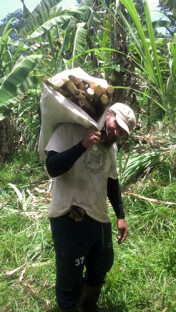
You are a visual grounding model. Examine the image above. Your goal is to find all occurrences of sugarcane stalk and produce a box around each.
[65,80,80,95]
[85,87,94,99]
[43,78,70,97]
[100,94,109,106]
[77,81,86,91]
[94,85,105,97]
[68,75,82,85]
[106,85,114,96]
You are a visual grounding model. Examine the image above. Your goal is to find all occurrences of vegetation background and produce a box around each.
[0,0,175,311]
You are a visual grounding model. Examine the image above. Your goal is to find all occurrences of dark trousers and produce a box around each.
[50,213,114,309]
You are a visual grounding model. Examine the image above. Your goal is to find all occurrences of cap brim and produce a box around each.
[116,115,130,134]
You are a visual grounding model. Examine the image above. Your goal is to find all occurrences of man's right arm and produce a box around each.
[46,126,101,178]
[46,141,86,177]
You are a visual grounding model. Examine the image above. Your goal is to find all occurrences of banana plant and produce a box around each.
[19,0,74,73]
[19,0,104,74]
[0,55,42,110]
[0,18,42,118]
[19,0,63,37]
[0,18,16,77]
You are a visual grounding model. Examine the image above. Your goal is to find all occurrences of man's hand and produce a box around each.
[117,219,128,244]
[82,126,101,149]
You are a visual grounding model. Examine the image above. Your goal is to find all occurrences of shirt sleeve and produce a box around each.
[107,177,125,219]
[46,142,86,177]
[108,144,118,179]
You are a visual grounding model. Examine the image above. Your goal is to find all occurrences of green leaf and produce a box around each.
[0,55,42,107]
[18,75,41,94]
[59,18,77,56]
[1,18,14,38]
[144,0,164,97]
[120,0,156,82]
[27,15,71,39]
[72,22,87,67]
[19,0,62,36]
[0,113,6,121]
[120,151,161,185]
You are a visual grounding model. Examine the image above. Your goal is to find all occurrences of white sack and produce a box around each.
[38,67,109,162]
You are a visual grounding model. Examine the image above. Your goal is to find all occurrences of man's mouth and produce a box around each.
[100,129,117,146]
[107,133,113,140]
[107,131,116,141]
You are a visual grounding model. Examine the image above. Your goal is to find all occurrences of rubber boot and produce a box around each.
[81,283,102,312]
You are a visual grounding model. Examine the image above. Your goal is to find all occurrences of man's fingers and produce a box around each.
[118,228,128,244]
[82,128,101,149]
[89,129,101,137]
[117,219,128,245]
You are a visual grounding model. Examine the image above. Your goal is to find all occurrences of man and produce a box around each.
[46,103,136,312]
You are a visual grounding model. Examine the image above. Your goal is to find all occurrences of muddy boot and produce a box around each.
[81,283,102,312]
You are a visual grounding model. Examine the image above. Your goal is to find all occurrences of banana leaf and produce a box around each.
[19,0,62,36]
[72,22,87,67]
[27,15,71,39]
[0,55,42,107]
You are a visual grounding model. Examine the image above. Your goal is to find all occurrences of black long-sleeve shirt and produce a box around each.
[46,141,125,219]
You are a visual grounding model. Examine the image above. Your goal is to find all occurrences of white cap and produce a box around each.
[109,103,136,134]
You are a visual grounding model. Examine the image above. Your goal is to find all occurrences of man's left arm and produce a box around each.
[107,177,128,244]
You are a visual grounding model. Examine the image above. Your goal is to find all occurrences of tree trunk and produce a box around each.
[0,116,17,164]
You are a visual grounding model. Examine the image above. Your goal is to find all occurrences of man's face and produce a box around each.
[103,111,128,145]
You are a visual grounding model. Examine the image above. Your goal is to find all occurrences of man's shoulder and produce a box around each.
[55,123,87,136]
[56,123,85,131]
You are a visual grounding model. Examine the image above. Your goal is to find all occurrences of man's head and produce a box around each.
[104,103,136,145]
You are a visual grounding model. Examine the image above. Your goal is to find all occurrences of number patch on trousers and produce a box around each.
[75,256,85,266]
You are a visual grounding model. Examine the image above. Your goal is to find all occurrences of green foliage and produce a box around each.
[118,150,161,186]
[0,18,42,127]
[120,0,165,104]
[116,0,175,128]
[19,0,63,37]
[27,15,71,39]
[166,33,176,127]
[72,22,87,67]
[159,0,176,13]
[118,131,176,187]
[0,149,44,187]
[0,55,42,109]
[0,9,25,39]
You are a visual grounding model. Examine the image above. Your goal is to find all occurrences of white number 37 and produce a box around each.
[75,256,85,266]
